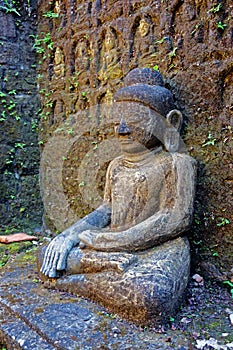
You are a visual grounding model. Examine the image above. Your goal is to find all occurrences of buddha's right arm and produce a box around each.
[59,203,112,240]
[40,204,111,277]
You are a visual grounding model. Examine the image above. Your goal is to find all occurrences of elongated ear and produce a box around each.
[164,110,183,152]
[166,109,183,131]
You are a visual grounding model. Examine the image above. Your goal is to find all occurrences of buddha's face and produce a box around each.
[114,105,162,154]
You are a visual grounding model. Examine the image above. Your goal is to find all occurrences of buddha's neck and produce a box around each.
[122,146,163,164]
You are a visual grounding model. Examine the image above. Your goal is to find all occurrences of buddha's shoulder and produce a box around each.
[107,152,196,171]
[169,152,197,167]
[107,155,124,171]
[153,152,197,171]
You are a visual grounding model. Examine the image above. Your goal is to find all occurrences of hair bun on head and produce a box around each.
[124,68,165,88]
[114,68,175,117]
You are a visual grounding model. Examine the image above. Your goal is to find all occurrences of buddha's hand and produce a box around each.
[40,234,78,278]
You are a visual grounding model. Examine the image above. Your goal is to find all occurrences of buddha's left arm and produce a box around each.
[79,154,197,252]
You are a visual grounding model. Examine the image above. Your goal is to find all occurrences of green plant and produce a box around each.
[168,63,175,70]
[31,32,54,55]
[0,90,19,121]
[0,0,21,16]
[202,132,216,147]
[31,119,38,131]
[191,24,200,35]
[168,47,177,59]
[67,128,74,135]
[43,10,59,18]
[5,148,14,165]
[8,89,16,95]
[0,110,6,121]
[152,65,159,71]
[217,217,230,226]
[7,101,16,110]
[217,21,227,30]
[156,37,166,44]
[0,91,6,98]
[223,281,233,298]
[44,100,53,108]
[15,142,26,149]
[208,3,222,13]
[92,141,98,150]
[212,251,219,257]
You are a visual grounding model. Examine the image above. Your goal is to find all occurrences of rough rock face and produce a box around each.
[37,0,233,270]
[0,0,43,231]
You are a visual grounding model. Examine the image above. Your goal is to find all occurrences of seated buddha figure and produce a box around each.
[39,68,196,325]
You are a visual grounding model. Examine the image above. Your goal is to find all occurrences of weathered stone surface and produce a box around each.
[0,3,42,232]
[40,237,190,325]
[0,251,196,350]
[0,12,16,38]
[2,250,233,349]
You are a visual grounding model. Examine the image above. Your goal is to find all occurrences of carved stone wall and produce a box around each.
[0,0,42,232]
[38,0,233,270]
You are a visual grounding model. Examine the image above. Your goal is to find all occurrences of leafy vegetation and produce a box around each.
[30,32,54,60]
[43,10,59,19]
[0,0,20,16]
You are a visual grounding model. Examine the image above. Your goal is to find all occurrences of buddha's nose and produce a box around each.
[117,121,131,135]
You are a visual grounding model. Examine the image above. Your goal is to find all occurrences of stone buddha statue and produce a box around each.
[98,27,123,84]
[39,68,196,325]
[53,47,65,79]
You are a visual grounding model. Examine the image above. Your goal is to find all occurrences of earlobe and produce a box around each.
[166,109,183,131]
[164,110,183,152]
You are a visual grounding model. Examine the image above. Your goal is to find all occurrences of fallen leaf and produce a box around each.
[0,233,38,244]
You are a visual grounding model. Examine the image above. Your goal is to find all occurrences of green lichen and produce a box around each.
[0,241,36,267]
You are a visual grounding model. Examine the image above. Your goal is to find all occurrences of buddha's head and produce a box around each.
[113,68,183,154]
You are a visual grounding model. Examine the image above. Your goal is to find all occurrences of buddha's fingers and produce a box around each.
[57,240,74,270]
[48,251,60,278]
[56,250,68,271]
[41,244,54,274]
[43,250,57,276]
